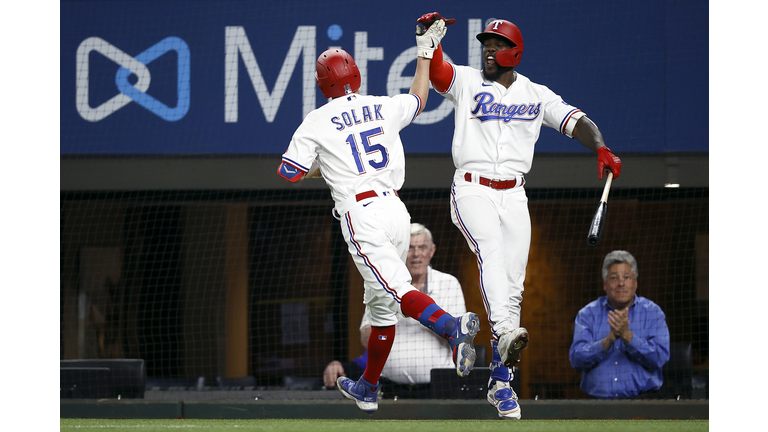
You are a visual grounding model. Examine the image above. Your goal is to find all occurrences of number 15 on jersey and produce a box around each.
[346,127,389,174]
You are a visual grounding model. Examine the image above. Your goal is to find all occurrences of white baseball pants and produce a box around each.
[339,194,417,327]
[450,178,531,340]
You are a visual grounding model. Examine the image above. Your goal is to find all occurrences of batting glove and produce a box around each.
[417,12,456,29]
[597,146,621,179]
[416,18,446,59]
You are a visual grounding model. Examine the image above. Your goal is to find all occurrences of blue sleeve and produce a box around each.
[623,305,670,371]
[569,309,610,370]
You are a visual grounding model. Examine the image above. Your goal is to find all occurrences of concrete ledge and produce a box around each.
[60,399,183,419]
[60,153,708,190]
[60,398,708,420]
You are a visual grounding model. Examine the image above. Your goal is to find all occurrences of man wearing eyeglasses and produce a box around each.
[569,250,670,399]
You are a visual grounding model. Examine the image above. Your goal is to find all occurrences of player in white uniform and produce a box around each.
[417,13,623,419]
[323,223,466,393]
[365,263,465,385]
[277,21,480,414]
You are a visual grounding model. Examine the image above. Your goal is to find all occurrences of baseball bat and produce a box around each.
[586,171,614,246]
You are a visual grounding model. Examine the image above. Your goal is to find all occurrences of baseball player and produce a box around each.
[417,13,623,419]
[324,223,466,395]
[277,20,480,414]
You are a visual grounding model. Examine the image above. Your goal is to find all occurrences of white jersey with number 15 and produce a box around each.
[281,93,421,204]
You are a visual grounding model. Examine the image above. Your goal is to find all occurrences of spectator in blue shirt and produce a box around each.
[569,250,670,399]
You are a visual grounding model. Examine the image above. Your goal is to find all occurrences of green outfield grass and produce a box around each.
[61,419,709,432]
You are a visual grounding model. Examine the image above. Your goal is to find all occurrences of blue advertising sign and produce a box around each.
[60,1,708,154]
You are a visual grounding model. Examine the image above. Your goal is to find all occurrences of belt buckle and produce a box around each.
[490,179,501,189]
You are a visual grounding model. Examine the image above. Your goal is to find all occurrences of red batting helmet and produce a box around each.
[315,48,361,99]
[476,19,524,67]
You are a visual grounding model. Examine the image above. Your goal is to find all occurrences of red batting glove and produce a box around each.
[596,146,621,179]
[417,12,456,29]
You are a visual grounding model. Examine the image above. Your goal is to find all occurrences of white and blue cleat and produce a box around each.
[336,376,378,413]
[498,327,529,368]
[487,378,522,419]
[448,312,480,377]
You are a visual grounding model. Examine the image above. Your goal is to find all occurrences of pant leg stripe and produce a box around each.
[344,212,401,303]
[450,182,492,320]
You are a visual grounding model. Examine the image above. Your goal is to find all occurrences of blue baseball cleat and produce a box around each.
[336,376,378,413]
[488,378,522,419]
[447,312,480,377]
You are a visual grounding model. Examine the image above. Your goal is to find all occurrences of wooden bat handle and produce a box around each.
[600,171,614,203]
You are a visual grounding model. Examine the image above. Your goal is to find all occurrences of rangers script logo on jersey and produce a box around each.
[471,92,541,123]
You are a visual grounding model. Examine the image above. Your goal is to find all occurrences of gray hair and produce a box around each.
[410,223,434,245]
[601,250,638,281]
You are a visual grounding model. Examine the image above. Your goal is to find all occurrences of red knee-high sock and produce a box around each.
[361,325,396,384]
[400,291,454,338]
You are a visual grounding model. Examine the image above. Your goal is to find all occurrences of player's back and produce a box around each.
[299,93,421,204]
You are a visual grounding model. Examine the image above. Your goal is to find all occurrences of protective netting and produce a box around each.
[60,0,708,401]
[60,187,708,400]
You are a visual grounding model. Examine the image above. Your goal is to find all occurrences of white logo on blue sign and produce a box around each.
[76,36,190,122]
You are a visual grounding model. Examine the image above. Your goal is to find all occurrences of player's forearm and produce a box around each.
[409,57,431,111]
[277,160,308,183]
[429,45,453,93]
[305,160,322,179]
[572,116,606,152]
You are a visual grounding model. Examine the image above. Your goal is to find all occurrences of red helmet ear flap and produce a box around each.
[495,48,522,67]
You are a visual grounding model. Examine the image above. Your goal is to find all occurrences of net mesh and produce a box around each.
[60,188,708,400]
[60,0,708,401]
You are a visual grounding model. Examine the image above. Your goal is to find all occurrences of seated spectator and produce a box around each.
[323,223,466,398]
[569,250,670,399]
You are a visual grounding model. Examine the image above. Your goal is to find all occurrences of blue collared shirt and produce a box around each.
[569,295,670,399]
